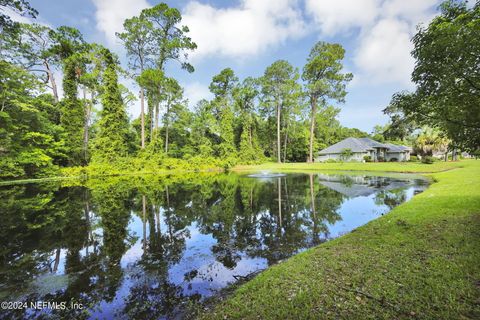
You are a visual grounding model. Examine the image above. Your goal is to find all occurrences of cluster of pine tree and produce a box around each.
[0,1,361,180]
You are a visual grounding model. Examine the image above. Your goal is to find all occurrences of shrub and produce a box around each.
[339,148,353,161]
[389,157,398,162]
[421,156,434,164]
[363,155,372,162]
[409,155,418,162]
[325,159,338,163]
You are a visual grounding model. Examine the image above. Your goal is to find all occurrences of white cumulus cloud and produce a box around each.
[305,0,380,35]
[305,0,440,86]
[182,0,306,60]
[354,18,415,85]
[91,0,150,46]
[183,82,212,108]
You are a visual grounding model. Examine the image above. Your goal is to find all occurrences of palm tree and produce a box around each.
[413,127,450,158]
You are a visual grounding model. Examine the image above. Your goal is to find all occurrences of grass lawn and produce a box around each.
[233,160,465,174]
[201,160,480,319]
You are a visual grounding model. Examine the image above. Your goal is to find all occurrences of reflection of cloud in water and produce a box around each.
[0,172,428,319]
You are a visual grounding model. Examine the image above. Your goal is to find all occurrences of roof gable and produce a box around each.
[319,138,411,155]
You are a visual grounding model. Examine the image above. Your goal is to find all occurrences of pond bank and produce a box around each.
[201,160,480,319]
[233,160,465,174]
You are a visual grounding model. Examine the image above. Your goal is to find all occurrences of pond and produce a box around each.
[0,172,428,319]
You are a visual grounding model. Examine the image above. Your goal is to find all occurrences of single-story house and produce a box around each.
[316,137,411,162]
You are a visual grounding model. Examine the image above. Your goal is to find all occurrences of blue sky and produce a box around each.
[28,0,442,133]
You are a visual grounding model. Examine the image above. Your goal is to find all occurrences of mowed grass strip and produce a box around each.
[233,160,464,174]
[202,160,480,319]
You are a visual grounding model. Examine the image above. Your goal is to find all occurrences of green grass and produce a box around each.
[201,160,480,319]
[233,160,464,174]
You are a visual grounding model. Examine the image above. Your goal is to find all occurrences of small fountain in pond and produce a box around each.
[247,171,286,178]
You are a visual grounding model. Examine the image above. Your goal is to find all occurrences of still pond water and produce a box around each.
[0,172,428,319]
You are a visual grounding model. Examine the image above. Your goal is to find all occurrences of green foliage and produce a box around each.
[421,156,434,164]
[209,68,239,158]
[389,1,480,152]
[0,0,37,32]
[409,155,418,162]
[0,61,64,179]
[60,57,84,166]
[140,3,197,71]
[324,159,338,163]
[92,49,129,162]
[260,60,301,163]
[302,42,353,162]
[339,148,353,161]
[413,126,449,157]
[363,155,372,162]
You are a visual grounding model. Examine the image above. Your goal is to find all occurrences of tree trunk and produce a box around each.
[155,206,161,235]
[309,173,319,242]
[155,102,159,130]
[277,104,281,163]
[83,89,92,163]
[165,102,170,153]
[142,195,147,252]
[84,189,91,256]
[52,248,61,273]
[278,177,282,229]
[283,118,289,162]
[308,96,317,163]
[140,88,145,149]
[44,60,58,103]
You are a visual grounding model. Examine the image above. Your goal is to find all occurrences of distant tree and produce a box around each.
[209,68,239,157]
[118,3,196,150]
[136,68,164,144]
[405,0,480,152]
[0,0,37,32]
[189,99,216,156]
[0,23,61,101]
[413,127,450,157]
[117,16,154,149]
[92,49,129,162]
[302,42,352,163]
[234,77,263,162]
[161,77,184,153]
[383,91,420,142]
[371,124,389,142]
[260,60,301,163]
[339,148,353,161]
[0,61,64,178]
[61,56,84,166]
[140,3,197,71]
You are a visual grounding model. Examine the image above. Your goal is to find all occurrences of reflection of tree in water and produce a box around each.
[122,185,198,320]
[309,174,344,245]
[374,188,408,210]
[0,172,411,319]
[366,176,391,188]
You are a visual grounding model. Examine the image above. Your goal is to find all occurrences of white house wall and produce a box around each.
[316,152,368,162]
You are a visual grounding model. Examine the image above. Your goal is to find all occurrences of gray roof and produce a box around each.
[384,143,411,153]
[319,137,409,155]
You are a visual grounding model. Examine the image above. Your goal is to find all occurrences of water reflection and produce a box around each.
[0,173,427,319]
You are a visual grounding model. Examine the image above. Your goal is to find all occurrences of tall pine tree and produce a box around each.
[92,49,129,162]
[61,57,84,166]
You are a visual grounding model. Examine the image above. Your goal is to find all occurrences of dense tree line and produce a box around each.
[3,1,475,179]
[0,1,361,179]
